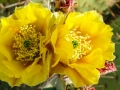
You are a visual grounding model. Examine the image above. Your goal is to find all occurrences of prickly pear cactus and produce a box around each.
[76,0,118,13]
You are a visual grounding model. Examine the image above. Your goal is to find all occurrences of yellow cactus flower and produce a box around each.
[50,11,115,87]
[0,3,53,86]
[46,12,74,67]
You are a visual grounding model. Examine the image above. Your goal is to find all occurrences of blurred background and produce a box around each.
[0,0,120,90]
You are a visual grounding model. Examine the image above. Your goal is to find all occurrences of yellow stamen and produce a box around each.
[66,28,92,63]
[13,25,41,61]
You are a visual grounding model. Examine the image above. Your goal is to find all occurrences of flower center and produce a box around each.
[66,28,92,62]
[13,25,41,61]
[24,40,31,48]
[72,40,79,49]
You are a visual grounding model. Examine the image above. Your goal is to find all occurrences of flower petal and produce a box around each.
[0,72,22,86]
[78,49,104,68]
[103,43,115,61]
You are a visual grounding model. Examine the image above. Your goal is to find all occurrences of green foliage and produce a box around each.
[76,0,111,13]
[0,0,25,18]
[30,0,50,7]
[55,76,66,90]
[111,17,120,43]
[0,0,18,3]
[0,0,7,3]
[43,87,56,90]
[0,81,42,90]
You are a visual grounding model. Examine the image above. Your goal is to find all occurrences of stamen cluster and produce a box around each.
[13,25,41,61]
[66,28,92,62]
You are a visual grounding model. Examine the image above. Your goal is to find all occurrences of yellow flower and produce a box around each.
[50,11,115,87]
[0,3,53,86]
[46,12,74,67]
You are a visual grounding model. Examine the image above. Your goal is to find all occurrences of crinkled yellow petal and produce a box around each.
[66,12,81,20]
[50,63,90,87]
[0,23,1,30]
[0,72,22,86]
[22,51,51,86]
[22,61,48,86]
[2,55,49,86]
[65,12,79,29]
[22,70,45,86]
[103,43,115,61]
[25,58,41,76]
[2,60,25,78]
[69,63,98,78]
[0,52,6,60]
[51,53,61,67]
[33,9,51,35]
[77,49,104,68]
[89,22,113,52]
[40,36,47,54]
[0,28,13,45]
[56,25,73,57]
[64,49,103,87]
[80,10,103,22]
[64,67,86,87]
[31,3,52,35]
[54,12,67,24]
[0,59,14,77]
[51,27,58,49]
[56,38,73,57]
[56,48,69,65]
[64,66,100,87]
[42,48,48,64]
[50,63,65,74]
[15,3,37,22]
[0,18,30,35]
[0,45,12,61]
[66,11,103,25]
[50,24,74,65]
[57,25,70,38]
[14,2,52,35]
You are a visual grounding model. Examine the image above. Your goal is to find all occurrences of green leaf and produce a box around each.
[0,0,8,3]
[43,87,56,90]
[56,75,66,90]
[111,17,120,43]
